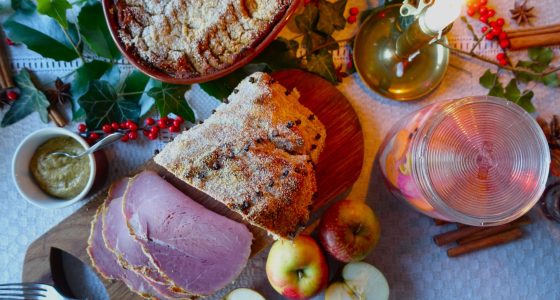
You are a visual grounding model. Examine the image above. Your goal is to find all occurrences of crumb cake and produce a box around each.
[154,72,327,239]
[116,0,292,78]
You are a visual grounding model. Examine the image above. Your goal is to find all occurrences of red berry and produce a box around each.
[143,129,150,137]
[128,131,138,140]
[111,122,120,130]
[485,33,495,40]
[491,27,502,35]
[499,39,510,49]
[121,135,129,142]
[304,0,311,4]
[489,21,497,28]
[467,8,475,16]
[175,116,184,124]
[78,124,87,133]
[5,38,14,46]
[480,16,488,23]
[479,6,488,16]
[473,3,480,10]
[487,9,495,17]
[6,90,18,101]
[102,124,112,133]
[120,122,128,129]
[150,126,160,134]
[173,119,182,127]
[479,0,487,5]
[499,32,508,40]
[347,15,357,24]
[148,133,157,140]
[169,125,180,133]
[496,18,505,27]
[90,132,100,140]
[499,59,508,66]
[128,122,138,131]
[481,26,489,33]
[145,117,155,125]
[158,119,167,129]
[349,7,359,16]
[496,53,506,61]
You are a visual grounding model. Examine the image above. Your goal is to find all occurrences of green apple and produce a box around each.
[266,235,329,299]
[319,199,381,262]
[325,262,389,300]
[224,288,265,300]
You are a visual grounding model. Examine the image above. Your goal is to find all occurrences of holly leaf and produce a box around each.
[77,2,121,59]
[3,11,81,61]
[78,80,140,129]
[12,0,36,11]
[479,69,497,89]
[516,91,535,113]
[504,79,521,102]
[306,49,337,83]
[147,83,194,122]
[1,69,50,127]
[528,47,553,65]
[317,0,347,35]
[37,0,72,29]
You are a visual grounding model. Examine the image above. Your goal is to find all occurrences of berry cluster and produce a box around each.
[77,116,185,144]
[466,0,510,66]
[347,7,360,24]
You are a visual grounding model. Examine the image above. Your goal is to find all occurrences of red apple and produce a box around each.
[319,199,381,262]
[266,235,329,299]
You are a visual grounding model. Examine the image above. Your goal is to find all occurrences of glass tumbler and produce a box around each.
[379,96,550,226]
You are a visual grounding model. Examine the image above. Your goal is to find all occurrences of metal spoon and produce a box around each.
[49,132,124,159]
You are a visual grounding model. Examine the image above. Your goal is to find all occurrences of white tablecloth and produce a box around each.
[1,0,559,299]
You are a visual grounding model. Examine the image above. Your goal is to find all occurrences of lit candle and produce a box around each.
[423,0,463,33]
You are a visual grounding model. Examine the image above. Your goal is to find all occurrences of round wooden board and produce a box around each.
[22,69,364,299]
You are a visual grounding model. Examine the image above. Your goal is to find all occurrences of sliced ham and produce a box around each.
[88,207,162,299]
[123,171,253,296]
[102,178,191,299]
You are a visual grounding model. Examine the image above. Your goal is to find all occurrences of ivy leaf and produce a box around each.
[528,47,553,65]
[100,64,121,87]
[306,49,337,83]
[3,10,81,61]
[70,60,112,120]
[1,69,50,127]
[253,38,300,71]
[121,71,156,116]
[487,82,505,98]
[37,0,72,29]
[504,79,521,102]
[78,80,140,129]
[479,69,497,89]
[12,0,36,11]
[147,83,194,122]
[516,91,535,113]
[295,4,319,34]
[77,2,121,59]
[317,0,347,35]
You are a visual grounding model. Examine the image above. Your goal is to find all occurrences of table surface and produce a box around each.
[1,0,560,299]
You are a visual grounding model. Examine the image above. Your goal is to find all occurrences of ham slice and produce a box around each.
[102,178,191,299]
[88,206,162,299]
[123,171,253,296]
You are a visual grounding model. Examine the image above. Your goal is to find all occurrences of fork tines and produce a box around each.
[0,283,48,299]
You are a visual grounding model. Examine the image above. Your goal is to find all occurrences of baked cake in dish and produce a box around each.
[116,0,292,78]
[154,72,326,239]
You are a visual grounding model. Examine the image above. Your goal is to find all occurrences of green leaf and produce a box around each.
[528,47,553,65]
[542,73,560,87]
[316,0,347,35]
[78,80,140,129]
[147,83,194,122]
[77,2,121,59]
[504,79,521,102]
[121,71,155,116]
[12,0,36,11]
[295,4,319,34]
[70,60,112,118]
[100,64,121,87]
[487,82,505,98]
[479,69,497,89]
[516,91,535,113]
[253,38,300,70]
[37,0,72,29]
[3,10,81,61]
[306,49,337,83]
[1,69,50,127]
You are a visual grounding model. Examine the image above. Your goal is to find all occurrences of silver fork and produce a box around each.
[0,283,80,300]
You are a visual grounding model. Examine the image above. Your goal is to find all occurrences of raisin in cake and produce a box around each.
[154,72,326,239]
[117,0,291,78]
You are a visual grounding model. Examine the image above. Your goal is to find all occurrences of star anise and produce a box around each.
[537,116,560,176]
[44,78,71,105]
[510,0,535,26]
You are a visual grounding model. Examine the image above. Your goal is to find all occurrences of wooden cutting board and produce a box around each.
[22,69,364,299]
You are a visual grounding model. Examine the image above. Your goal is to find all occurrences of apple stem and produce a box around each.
[353,223,363,235]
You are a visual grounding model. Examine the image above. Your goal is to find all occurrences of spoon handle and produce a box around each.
[85,132,124,156]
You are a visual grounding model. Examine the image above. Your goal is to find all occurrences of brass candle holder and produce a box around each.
[353,1,457,101]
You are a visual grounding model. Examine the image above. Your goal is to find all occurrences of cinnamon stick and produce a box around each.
[0,26,14,89]
[48,106,68,127]
[506,23,560,38]
[457,215,531,245]
[433,226,485,246]
[447,228,523,257]
[510,32,560,50]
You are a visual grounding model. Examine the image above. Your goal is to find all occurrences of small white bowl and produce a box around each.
[12,128,97,209]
